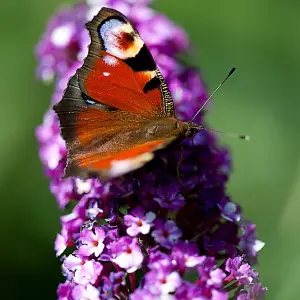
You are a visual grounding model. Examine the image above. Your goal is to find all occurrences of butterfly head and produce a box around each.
[183,122,203,138]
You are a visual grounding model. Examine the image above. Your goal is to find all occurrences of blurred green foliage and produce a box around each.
[0,0,299,298]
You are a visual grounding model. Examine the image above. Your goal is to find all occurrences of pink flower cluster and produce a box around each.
[36,0,267,299]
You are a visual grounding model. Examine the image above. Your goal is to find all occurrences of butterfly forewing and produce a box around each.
[80,7,175,117]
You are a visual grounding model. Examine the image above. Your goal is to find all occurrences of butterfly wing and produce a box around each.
[80,7,175,118]
[54,7,178,180]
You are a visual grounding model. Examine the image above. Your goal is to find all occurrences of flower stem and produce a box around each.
[129,273,136,292]
[225,280,238,292]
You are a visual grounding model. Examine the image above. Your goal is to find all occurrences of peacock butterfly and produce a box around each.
[54,7,206,180]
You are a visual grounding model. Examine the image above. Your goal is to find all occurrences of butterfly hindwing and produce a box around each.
[54,73,175,180]
[66,137,174,180]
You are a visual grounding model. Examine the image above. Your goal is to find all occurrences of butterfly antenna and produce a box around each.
[202,127,250,141]
[190,67,236,122]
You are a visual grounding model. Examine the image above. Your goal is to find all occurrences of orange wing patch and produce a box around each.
[80,51,162,116]
[76,108,140,145]
[70,139,173,180]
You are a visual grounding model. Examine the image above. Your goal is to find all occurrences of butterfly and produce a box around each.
[54,7,203,181]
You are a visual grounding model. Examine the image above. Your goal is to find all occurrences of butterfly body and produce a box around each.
[54,7,202,180]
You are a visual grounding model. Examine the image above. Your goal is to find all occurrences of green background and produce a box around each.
[0,0,299,298]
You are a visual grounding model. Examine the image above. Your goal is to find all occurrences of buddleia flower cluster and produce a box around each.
[36,0,267,299]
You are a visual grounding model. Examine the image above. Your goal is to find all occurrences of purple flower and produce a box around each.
[235,284,267,300]
[50,178,75,209]
[153,185,185,210]
[212,290,229,300]
[78,227,106,257]
[72,284,100,300]
[172,241,205,271]
[109,271,126,289]
[97,271,127,299]
[130,289,156,300]
[64,254,103,285]
[75,178,93,195]
[137,13,189,54]
[207,268,226,288]
[145,268,181,295]
[152,220,182,249]
[36,1,266,299]
[57,282,74,300]
[60,198,88,241]
[225,256,258,285]
[36,4,88,81]
[110,237,144,273]
[196,257,227,291]
[175,282,202,300]
[139,183,160,211]
[124,206,156,236]
[99,284,113,299]
[73,260,102,285]
[142,249,182,296]
[175,281,228,300]
[219,198,241,222]
[147,250,173,271]
[36,110,66,172]
[55,229,69,256]
[86,199,104,220]
[169,68,208,122]
[109,177,136,198]
[239,221,265,259]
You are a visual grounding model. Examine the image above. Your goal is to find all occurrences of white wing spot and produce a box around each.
[99,19,143,59]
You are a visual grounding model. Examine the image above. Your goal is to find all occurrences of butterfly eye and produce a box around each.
[175,122,180,129]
